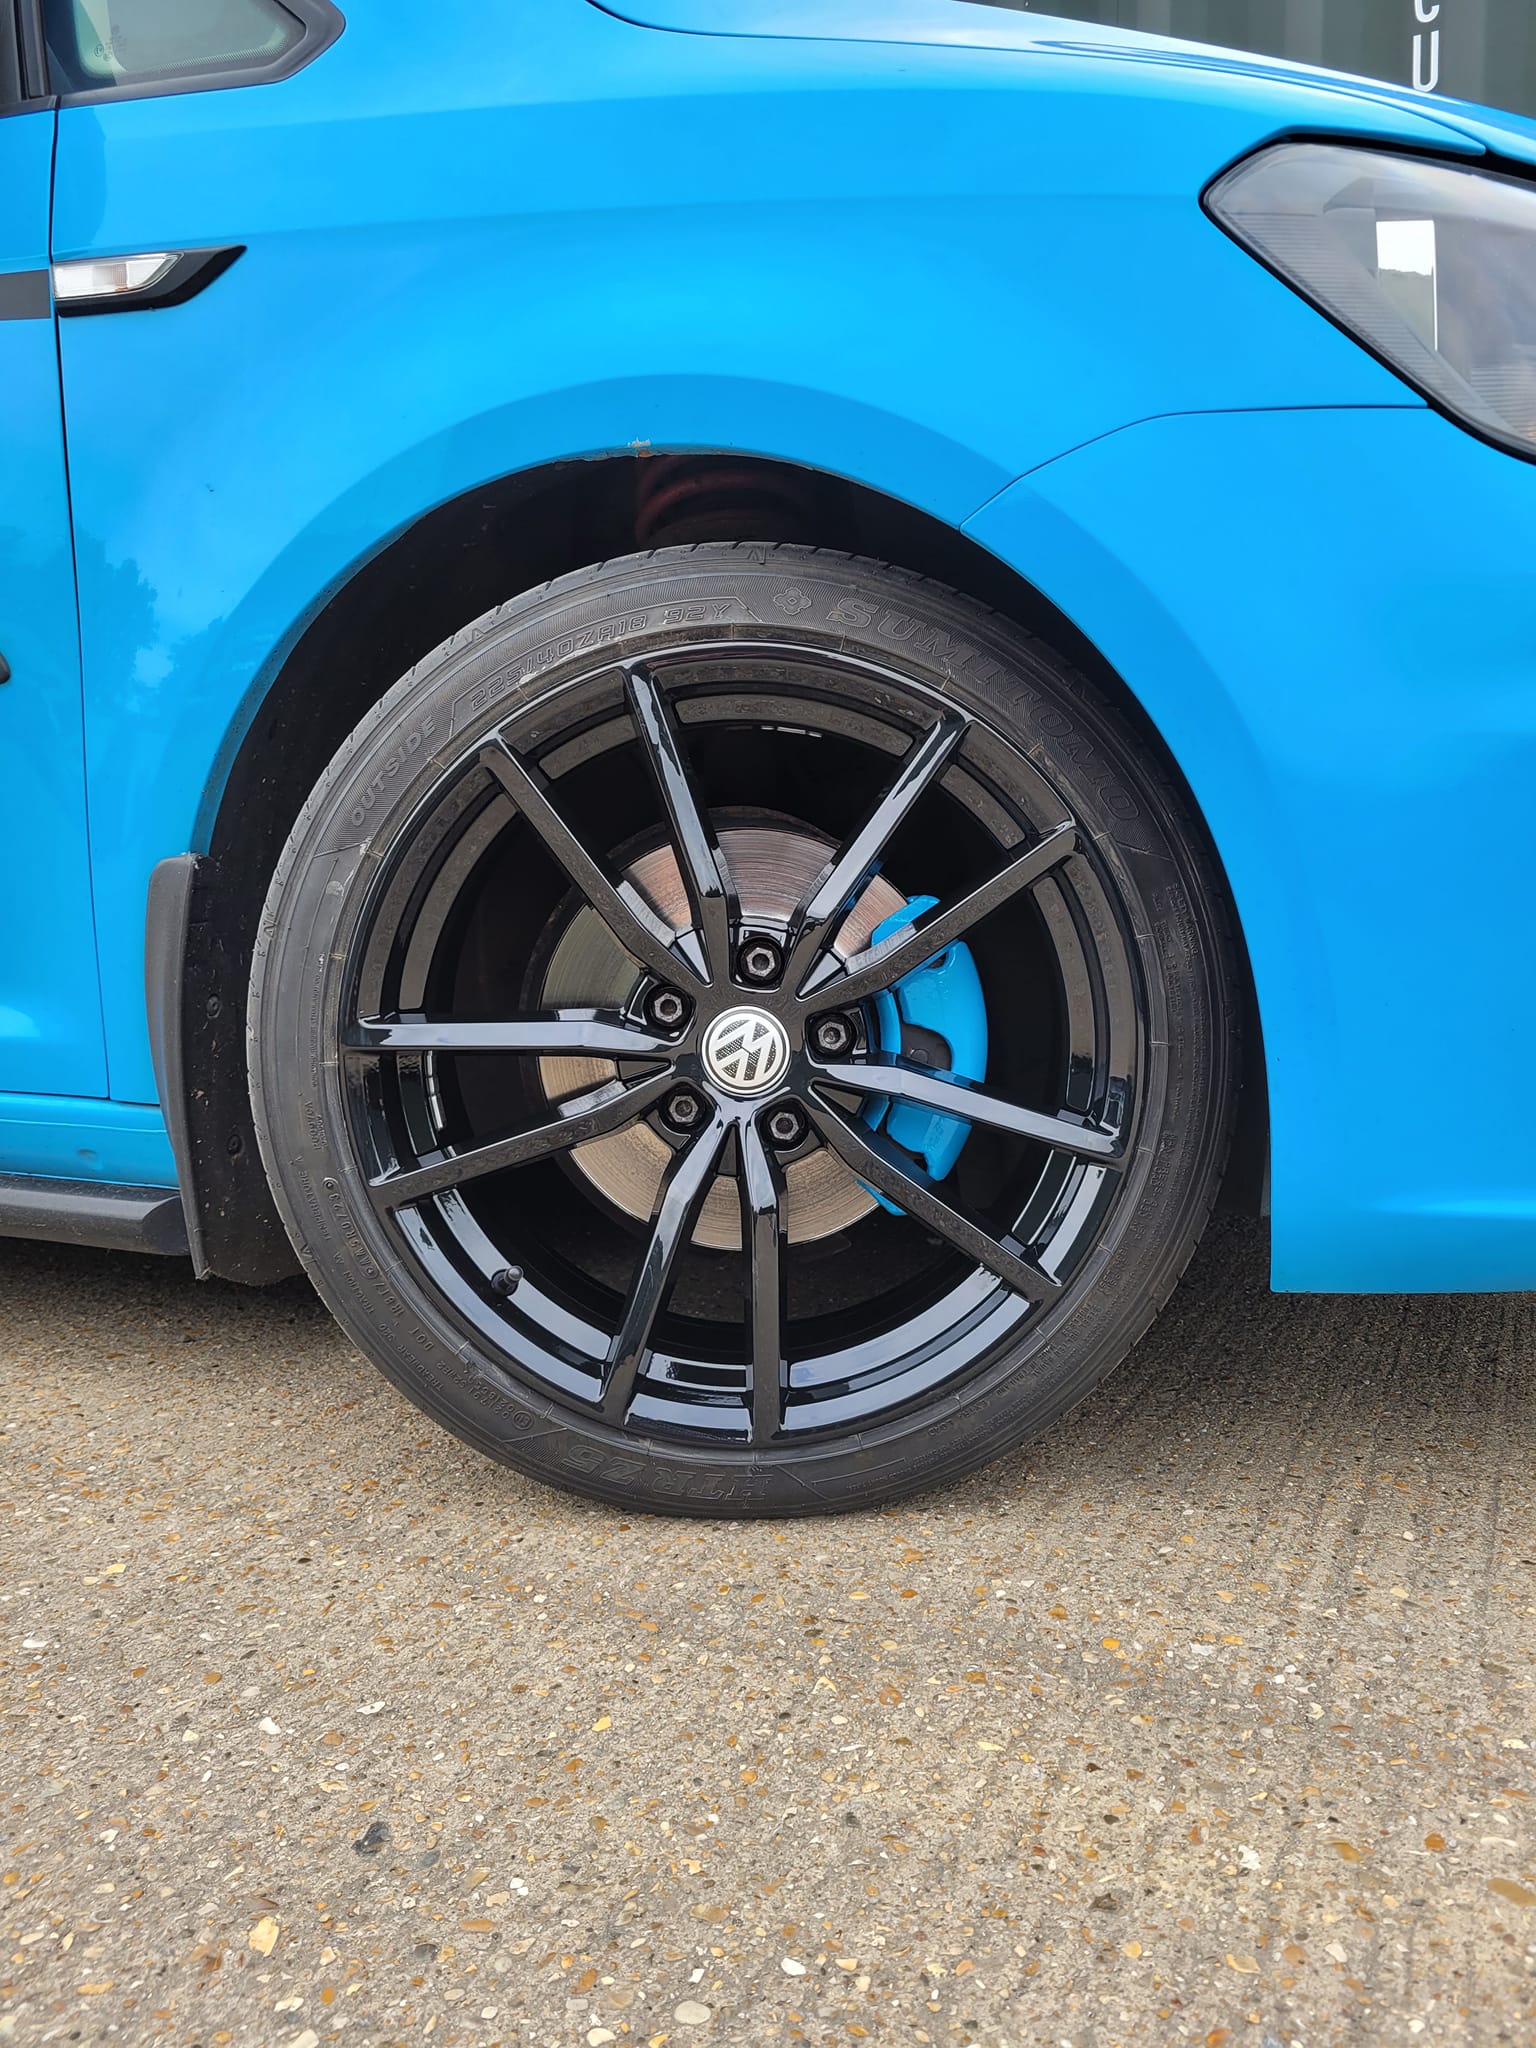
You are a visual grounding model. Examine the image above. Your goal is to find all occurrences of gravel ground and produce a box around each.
[2,1215,1534,2048]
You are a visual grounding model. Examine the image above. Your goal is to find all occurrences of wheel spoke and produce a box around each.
[737,1117,787,1445]
[804,1095,1061,1304]
[369,1069,675,1210]
[814,1057,1123,1164]
[625,665,736,985]
[784,713,967,992]
[481,734,705,988]
[810,822,1079,1007]
[346,1009,674,1060]
[601,1112,731,1421]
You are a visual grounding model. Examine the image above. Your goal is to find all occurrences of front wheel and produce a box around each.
[249,546,1238,1515]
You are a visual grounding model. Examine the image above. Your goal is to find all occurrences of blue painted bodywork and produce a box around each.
[967,406,1536,1291]
[0,115,106,1099]
[0,1093,176,1188]
[4,0,1533,1289]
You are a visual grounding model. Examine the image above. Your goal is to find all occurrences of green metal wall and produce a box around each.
[1000,2,1536,120]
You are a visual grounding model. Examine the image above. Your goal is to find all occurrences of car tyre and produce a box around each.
[248,544,1239,1514]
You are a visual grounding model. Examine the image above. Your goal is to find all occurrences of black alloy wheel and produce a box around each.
[250,547,1237,1514]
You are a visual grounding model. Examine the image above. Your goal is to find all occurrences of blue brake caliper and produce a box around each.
[859,896,989,1212]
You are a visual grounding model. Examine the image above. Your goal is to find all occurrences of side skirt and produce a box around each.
[0,1174,189,1257]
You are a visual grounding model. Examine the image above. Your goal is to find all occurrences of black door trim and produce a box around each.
[0,266,49,319]
[10,0,50,102]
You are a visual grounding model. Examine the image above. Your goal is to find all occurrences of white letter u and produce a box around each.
[1413,28,1440,92]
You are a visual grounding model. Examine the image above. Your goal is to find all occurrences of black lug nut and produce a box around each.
[766,1105,807,1149]
[738,937,782,985]
[645,985,689,1030]
[810,1012,855,1059]
[663,1089,703,1132]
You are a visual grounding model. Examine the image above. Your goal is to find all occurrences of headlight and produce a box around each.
[1207,143,1536,460]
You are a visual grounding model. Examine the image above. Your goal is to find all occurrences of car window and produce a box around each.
[967,0,1536,124]
[41,0,334,98]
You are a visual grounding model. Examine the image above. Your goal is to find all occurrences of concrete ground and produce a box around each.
[2,1216,1534,2048]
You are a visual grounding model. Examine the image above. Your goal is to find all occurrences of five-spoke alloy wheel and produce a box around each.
[251,548,1237,1514]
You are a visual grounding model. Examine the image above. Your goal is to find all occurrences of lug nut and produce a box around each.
[766,1105,808,1149]
[810,1012,855,1058]
[662,1089,703,1131]
[738,937,782,985]
[645,985,689,1029]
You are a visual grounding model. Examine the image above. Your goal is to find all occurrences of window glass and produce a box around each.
[970,1,1536,126]
[42,0,304,93]
[0,29,20,107]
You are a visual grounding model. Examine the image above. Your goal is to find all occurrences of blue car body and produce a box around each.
[3,0,1534,1289]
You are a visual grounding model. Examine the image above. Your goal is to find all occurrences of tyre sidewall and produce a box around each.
[249,548,1232,1514]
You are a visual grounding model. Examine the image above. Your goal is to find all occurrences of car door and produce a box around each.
[42,0,345,1105]
[0,25,107,1099]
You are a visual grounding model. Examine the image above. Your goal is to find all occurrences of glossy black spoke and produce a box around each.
[737,1117,787,1445]
[804,1095,1061,1305]
[601,1113,731,1421]
[814,1057,1123,1164]
[625,665,736,985]
[784,713,968,991]
[812,822,1079,1008]
[370,1069,675,1211]
[342,639,1146,1451]
[481,734,704,988]
[346,1009,674,1060]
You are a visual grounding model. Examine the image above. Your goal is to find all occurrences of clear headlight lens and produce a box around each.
[1208,143,1536,460]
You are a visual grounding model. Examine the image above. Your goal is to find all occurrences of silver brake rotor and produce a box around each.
[538,822,905,1250]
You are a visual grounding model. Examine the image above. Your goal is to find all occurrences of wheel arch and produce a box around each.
[169,451,1265,1281]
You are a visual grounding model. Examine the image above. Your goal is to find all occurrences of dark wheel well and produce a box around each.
[179,454,1264,1282]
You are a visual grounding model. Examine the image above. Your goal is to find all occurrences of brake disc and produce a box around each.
[538,820,905,1249]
